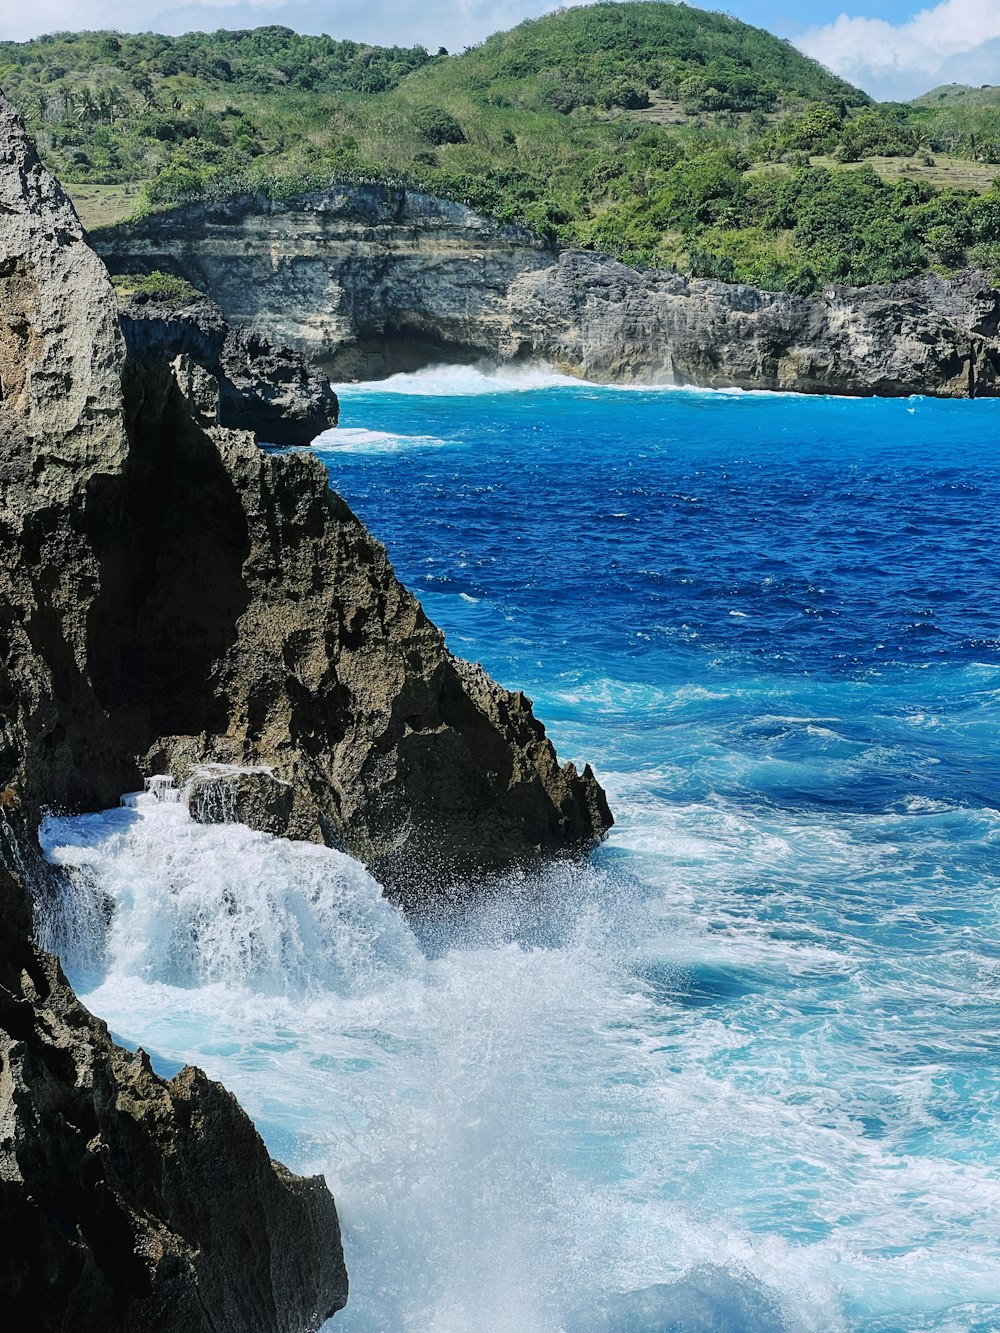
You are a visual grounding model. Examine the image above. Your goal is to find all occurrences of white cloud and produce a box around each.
[801,0,1000,100]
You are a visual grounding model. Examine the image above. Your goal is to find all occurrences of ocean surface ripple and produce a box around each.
[38,374,1000,1332]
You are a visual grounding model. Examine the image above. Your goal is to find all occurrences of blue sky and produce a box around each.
[3,1,999,101]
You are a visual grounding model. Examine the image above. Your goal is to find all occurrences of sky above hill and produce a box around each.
[2,0,998,103]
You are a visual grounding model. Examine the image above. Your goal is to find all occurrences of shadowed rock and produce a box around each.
[119,297,340,446]
[188,765,295,836]
[0,854,347,1333]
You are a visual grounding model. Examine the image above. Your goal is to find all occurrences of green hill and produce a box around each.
[3,4,1000,293]
[913,84,1000,108]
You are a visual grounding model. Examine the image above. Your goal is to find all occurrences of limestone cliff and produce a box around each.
[510,253,1000,397]
[0,90,346,1332]
[95,185,1000,397]
[0,93,610,1326]
[94,186,557,379]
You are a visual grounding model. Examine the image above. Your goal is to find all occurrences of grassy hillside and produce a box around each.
[4,4,1000,292]
[913,84,1000,108]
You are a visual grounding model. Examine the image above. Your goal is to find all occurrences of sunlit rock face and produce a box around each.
[97,184,1000,397]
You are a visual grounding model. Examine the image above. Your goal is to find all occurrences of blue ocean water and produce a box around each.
[39,368,1000,1332]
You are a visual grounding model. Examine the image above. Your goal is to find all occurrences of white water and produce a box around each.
[311,426,449,454]
[37,770,1000,1332]
[36,779,839,1333]
[342,363,585,396]
[332,362,827,401]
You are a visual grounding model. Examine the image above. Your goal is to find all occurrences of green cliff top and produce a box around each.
[4,3,1000,292]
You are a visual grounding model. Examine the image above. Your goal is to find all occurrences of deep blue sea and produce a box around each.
[39,367,1000,1332]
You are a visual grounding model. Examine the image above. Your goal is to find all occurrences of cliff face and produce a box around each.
[119,337,611,894]
[96,187,556,379]
[1,94,610,1325]
[509,252,1000,397]
[0,91,347,1332]
[95,186,1000,397]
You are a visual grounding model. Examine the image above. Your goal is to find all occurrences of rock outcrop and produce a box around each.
[95,185,1000,397]
[0,854,346,1333]
[0,90,347,1330]
[119,348,611,892]
[0,91,610,1327]
[119,297,340,446]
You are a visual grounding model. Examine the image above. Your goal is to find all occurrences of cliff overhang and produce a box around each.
[93,184,1000,398]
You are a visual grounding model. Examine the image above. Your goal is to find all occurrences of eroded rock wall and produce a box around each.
[95,185,1000,397]
[509,251,1000,396]
[0,91,348,1331]
[120,297,340,446]
[1,89,612,1326]
[96,187,556,379]
[120,349,610,894]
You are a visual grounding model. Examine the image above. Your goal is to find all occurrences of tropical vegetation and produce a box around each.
[4,4,1000,292]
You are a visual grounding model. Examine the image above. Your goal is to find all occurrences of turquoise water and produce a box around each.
[40,369,1000,1331]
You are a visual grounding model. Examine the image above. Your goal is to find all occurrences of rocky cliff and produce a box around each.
[0,90,346,1332]
[0,93,610,1326]
[95,186,1000,397]
[96,187,556,380]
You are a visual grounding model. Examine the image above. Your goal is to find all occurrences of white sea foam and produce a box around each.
[39,783,420,996]
[337,362,588,396]
[32,765,1000,1332]
[311,426,447,453]
[334,361,833,400]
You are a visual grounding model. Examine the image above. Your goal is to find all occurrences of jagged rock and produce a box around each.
[95,184,1000,397]
[0,855,346,1333]
[119,298,340,446]
[509,252,1000,397]
[120,380,612,896]
[0,102,609,887]
[0,89,348,1331]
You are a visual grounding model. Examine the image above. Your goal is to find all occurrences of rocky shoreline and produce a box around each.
[95,185,1000,397]
[0,93,610,1327]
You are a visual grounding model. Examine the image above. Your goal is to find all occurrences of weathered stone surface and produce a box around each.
[188,765,295,836]
[95,186,556,379]
[0,89,348,1331]
[509,252,1000,397]
[119,298,340,446]
[95,184,1000,397]
[122,383,612,896]
[0,852,346,1333]
[0,96,126,459]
